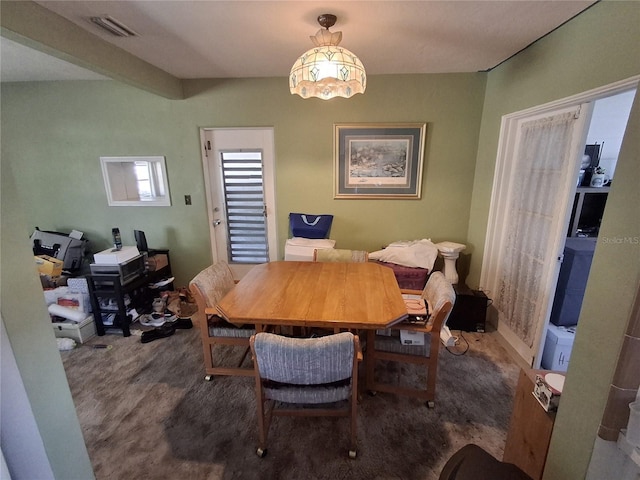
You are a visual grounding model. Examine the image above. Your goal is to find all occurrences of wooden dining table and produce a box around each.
[216,261,408,330]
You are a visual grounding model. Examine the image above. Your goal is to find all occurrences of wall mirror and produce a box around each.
[100,156,171,206]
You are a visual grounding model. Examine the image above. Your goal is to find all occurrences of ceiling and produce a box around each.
[1,1,596,83]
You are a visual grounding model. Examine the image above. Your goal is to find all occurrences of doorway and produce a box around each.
[481,78,638,367]
[540,89,637,371]
[200,127,278,280]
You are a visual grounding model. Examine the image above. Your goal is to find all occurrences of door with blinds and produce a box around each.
[201,128,278,279]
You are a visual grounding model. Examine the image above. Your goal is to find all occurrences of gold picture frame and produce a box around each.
[334,123,426,199]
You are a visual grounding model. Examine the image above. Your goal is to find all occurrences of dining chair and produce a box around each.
[250,331,362,459]
[189,262,263,381]
[365,271,455,407]
[313,248,369,263]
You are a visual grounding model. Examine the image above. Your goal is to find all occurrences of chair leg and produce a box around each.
[256,394,268,457]
[365,330,376,393]
[349,391,358,458]
[201,336,215,372]
[425,337,440,406]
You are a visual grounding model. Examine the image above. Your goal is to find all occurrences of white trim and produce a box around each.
[502,76,639,121]
[199,127,278,280]
[199,130,219,264]
[480,76,639,367]
[100,156,171,207]
[483,77,640,277]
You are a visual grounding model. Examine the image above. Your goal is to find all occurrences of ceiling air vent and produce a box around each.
[90,16,138,37]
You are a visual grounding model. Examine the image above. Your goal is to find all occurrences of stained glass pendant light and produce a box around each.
[289,14,366,100]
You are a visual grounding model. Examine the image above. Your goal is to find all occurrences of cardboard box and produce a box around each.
[52,315,96,343]
[147,253,168,271]
[39,274,67,289]
[35,255,63,276]
[400,330,425,345]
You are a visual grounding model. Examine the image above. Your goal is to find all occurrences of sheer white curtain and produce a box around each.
[495,111,579,350]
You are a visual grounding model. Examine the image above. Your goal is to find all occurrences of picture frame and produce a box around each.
[334,123,426,199]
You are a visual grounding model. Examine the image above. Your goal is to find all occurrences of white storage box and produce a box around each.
[400,330,425,345]
[52,315,96,344]
[93,246,140,265]
[541,323,575,372]
[284,237,336,262]
[56,292,90,313]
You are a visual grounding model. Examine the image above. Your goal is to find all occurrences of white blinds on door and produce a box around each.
[495,112,578,348]
[220,151,269,264]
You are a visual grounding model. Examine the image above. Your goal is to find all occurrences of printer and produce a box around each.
[90,246,146,285]
[31,228,89,271]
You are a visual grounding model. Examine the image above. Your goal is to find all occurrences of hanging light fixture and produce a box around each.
[289,14,366,100]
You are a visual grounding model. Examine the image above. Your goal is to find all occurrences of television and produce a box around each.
[584,144,601,169]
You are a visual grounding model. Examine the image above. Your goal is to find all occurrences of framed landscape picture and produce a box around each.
[334,123,426,199]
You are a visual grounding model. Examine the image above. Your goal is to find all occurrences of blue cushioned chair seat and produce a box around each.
[207,314,255,338]
[264,385,352,404]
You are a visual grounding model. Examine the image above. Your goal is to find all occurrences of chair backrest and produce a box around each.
[251,332,356,385]
[422,271,456,331]
[189,262,236,311]
[313,248,369,263]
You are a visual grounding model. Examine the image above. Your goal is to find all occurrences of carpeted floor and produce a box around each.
[60,324,520,480]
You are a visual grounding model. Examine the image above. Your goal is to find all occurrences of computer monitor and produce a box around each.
[134,230,149,253]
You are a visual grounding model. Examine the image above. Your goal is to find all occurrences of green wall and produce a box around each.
[1,162,95,478]
[3,73,486,287]
[467,2,640,479]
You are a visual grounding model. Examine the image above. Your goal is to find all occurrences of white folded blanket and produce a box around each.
[369,239,438,270]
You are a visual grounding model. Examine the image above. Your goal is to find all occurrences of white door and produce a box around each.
[481,104,592,366]
[200,128,278,280]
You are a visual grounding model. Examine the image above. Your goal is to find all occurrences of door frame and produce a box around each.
[481,76,639,367]
[199,127,278,280]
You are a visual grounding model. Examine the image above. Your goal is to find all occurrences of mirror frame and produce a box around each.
[100,156,171,207]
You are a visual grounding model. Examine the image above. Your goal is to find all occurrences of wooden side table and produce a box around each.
[503,369,556,480]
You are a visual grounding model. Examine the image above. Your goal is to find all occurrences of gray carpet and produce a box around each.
[61,325,520,480]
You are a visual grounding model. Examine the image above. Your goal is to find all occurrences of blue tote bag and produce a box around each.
[289,213,333,239]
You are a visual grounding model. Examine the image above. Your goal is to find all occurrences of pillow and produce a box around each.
[369,239,438,270]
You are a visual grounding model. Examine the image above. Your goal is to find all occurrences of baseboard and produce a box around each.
[491,325,531,371]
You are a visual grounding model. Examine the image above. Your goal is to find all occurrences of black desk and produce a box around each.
[87,250,172,337]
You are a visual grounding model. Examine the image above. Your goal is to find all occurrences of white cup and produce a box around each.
[590,173,610,188]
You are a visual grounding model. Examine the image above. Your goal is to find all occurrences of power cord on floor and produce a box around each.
[444,330,470,356]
